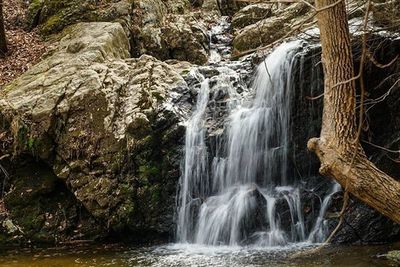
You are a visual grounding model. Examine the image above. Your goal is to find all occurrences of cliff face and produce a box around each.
[0,0,399,245]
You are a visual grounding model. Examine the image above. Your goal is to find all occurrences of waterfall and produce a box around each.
[176,39,339,246]
[177,74,210,242]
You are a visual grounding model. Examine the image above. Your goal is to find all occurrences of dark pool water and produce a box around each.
[0,242,399,267]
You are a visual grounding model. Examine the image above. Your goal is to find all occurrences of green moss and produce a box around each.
[138,164,161,182]
[26,0,45,28]
[181,69,190,75]
[30,0,130,35]
[150,185,161,203]
[16,123,33,154]
[119,183,132,196]
[27,137,38,153]
[41,13,64,34]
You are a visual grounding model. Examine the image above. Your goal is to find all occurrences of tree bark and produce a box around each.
[308,0,400,223]
[0,0,7,55]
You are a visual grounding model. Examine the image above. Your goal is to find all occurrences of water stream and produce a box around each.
[176,19,340,247]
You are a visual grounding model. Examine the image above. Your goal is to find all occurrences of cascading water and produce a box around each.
[176,22,340,247]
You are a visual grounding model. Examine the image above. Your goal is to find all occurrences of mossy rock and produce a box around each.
[26,0,132,35]
[3,160,105,244]
[0,20,186,243]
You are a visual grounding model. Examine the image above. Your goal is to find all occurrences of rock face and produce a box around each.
[26,0,216,65]
[233,3,310,54]
[289,37,400,244]
[0,22,188,243]
[131,0,212,64]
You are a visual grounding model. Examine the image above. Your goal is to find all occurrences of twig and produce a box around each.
[367,52,399,69]
[323,189,349,243]
[351,0,372,146]
[362,139,400,154]
[0,154,10,161]
[306,92,324,100]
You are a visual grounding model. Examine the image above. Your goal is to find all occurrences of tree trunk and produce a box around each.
[308,0,400,223]
[0,0,7,55]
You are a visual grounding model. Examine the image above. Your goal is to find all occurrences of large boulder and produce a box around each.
[0,22,188,243]
[231,3,273,30]
[160,14,209,64]
[26,0,132,34]
[131,0,211,64]
[232,3,310,54]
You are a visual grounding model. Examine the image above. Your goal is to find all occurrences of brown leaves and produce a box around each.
[0,0,48,88]
[0,28,48,87]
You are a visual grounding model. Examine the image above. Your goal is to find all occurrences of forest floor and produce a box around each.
[0,0,48,88]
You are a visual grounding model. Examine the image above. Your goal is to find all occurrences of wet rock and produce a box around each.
[165,0,191,14]
[130,0,168,58]
[202,0,219,11]
[331,199,400,244]
[2,160,103,244]
[0,22,188,244]
[289,36,400,244]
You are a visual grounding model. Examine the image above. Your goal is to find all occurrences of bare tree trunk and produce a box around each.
[308,0,400,223]
[0,0,7,55]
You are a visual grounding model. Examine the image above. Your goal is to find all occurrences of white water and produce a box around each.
[177,38,339,247]
[177,73,210,241]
